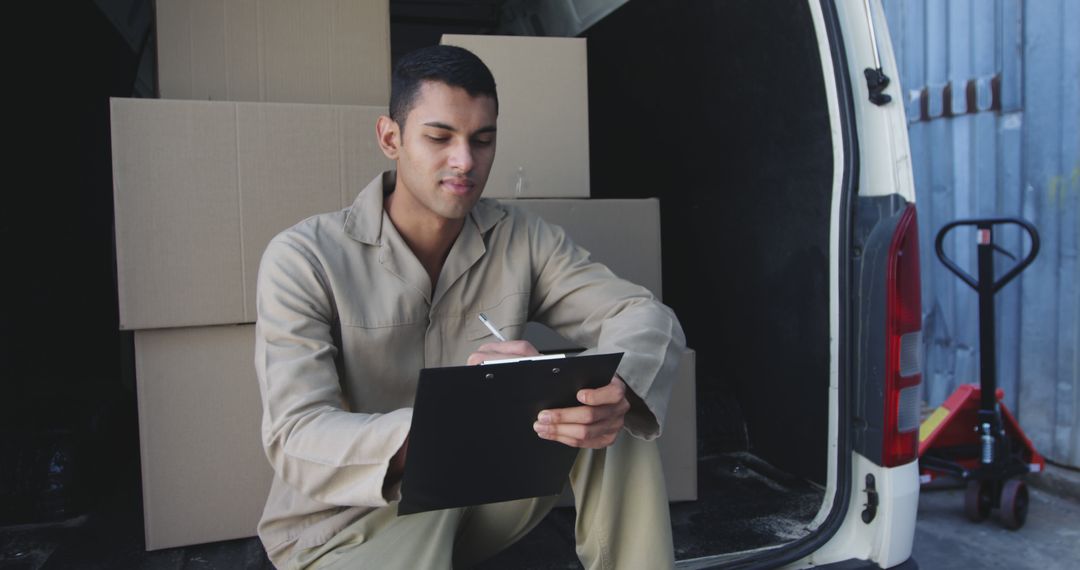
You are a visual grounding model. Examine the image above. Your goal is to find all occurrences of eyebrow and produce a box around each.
[422,121,497,135]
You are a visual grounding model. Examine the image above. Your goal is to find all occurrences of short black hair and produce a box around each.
[389,45,498,128]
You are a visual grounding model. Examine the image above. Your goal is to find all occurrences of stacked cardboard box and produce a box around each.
[155,0,391,105]
[113,14,695,550]
[118,0,394,549]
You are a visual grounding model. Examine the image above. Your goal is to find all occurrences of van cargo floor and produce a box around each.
[0,453,823,569]
[477,451,825,568]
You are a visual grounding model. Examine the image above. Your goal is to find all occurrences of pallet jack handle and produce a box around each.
[934,217,1040,414]
[934,217,1040,294]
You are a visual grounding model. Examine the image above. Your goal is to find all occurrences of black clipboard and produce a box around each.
[398,352,623,515]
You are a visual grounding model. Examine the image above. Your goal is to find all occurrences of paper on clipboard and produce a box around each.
[480,353,566,365]
[398,352,623,515]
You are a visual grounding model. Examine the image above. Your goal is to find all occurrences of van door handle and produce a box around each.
[861,473,879,523]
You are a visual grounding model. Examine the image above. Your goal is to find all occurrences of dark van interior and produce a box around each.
[582,0,835,561]
[2,0,838,566]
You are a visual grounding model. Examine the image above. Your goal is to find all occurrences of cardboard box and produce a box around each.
[510,199,661,299]
[661,349,698,502]
[135,324,694,549]
[509,199,663,352]
[134,325,271,550]
[155,0,390,105]
[110,98,392,330]
[441,35,590,199]
[110,97,654,331]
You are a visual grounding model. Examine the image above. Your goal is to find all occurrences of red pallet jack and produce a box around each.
[918,217,1045,529]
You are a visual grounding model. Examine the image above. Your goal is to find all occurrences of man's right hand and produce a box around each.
[466,340,541,365]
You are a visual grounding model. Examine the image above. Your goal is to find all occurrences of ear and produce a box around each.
[376,115,401,160]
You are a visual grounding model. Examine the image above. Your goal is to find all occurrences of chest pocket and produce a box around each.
[464,291,531,341]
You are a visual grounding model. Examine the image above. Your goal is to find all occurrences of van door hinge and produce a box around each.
[861,473,879,523]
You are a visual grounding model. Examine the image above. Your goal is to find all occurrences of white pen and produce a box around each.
[477,312,508,342]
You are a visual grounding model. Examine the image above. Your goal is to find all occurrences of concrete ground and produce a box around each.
[912,468,1080,570]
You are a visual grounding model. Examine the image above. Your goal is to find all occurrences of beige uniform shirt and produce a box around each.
[254,172,685,565]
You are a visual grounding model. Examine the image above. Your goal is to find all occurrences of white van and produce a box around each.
[2,0,917,568]
[407,0,920,568]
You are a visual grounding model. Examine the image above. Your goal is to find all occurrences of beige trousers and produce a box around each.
[288,434,674,570]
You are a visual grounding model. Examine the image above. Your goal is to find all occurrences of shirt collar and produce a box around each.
[343,170,507,245]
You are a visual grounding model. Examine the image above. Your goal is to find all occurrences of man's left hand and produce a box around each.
[533,375,630,448]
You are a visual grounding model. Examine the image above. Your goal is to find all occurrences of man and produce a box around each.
[255,44,685,569]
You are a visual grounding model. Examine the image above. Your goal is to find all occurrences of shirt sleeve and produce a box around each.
[254,237,411,507]
[523,211,687,440]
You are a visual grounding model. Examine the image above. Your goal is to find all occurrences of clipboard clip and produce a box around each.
[485,366,561,380]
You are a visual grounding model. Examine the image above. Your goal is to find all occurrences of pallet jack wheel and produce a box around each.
[964,480,992,522]
[999,479,1029,529]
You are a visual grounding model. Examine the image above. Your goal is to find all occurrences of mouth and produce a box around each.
[441,178,475,196]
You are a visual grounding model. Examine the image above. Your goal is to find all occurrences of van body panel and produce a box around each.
[798,455,918,569]
[871,459,919,568]
[805,0,920,568]
[811,0,849,531]
[834,0,916,201]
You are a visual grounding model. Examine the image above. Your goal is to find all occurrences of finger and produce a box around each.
[534,415,624,444]
[466,351,520,366]
[466,352,488,366]
[577,377,627,406]
[535,419,623,449]
[544,432,619,449]
[537,403,619,426]
[475,340,540,356]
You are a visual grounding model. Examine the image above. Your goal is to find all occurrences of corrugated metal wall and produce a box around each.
[883,0,1079,467]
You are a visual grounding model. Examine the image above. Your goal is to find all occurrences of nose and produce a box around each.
[447,139,474,174]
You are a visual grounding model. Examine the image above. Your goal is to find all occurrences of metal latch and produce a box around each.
[861,473,879,523]
[862,0,892,106]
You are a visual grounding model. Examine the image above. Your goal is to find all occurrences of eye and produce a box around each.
[426,135,449,143]
[472,138,494,147]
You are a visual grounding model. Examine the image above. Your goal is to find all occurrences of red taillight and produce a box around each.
[883,205,922,467]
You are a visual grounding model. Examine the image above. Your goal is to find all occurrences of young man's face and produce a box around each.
[389,80,498,223]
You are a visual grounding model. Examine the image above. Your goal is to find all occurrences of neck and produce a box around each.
[384,190,464,288]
